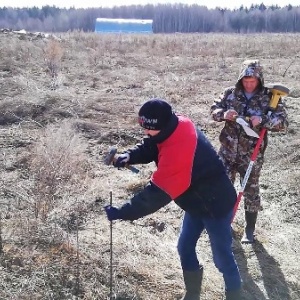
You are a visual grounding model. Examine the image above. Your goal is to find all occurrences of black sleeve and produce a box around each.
[118,182,172,221]
[126,137,158,165]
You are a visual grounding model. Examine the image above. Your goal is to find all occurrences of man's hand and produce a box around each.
[113,153,130,168]
[224,109,238,121]
[250,116,262,127]
[104,205,121,221]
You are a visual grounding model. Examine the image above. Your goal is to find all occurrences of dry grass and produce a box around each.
[0,31,299,299]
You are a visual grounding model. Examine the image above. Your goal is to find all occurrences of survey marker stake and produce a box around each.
[109,191,113,300]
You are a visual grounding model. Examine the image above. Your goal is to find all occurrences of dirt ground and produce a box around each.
[0,31,299,299]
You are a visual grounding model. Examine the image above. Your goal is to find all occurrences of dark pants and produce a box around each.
[177,210,241,291]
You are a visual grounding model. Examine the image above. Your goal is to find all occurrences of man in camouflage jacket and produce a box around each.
[210,59,288,243]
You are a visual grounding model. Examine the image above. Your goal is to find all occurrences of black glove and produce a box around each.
[104,205,121,221]
[113,153,130,168]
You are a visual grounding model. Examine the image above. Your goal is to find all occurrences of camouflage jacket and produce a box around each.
[210,86,288,157]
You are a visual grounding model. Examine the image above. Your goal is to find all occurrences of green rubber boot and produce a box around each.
[180,268,203,300]
[241,211,258,244]
[225,289,242,300]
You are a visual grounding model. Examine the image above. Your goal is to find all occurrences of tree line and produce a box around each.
[0,3,300,33]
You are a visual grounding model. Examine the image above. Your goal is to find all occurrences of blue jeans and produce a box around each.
[177,210,241,291]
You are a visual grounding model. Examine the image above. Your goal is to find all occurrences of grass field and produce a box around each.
[0,30,299,299]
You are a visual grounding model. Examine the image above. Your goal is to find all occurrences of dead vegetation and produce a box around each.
[0,31,299,299]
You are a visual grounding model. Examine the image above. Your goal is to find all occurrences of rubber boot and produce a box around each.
[180,268,203,300]
[241,211,258,244]
[225,289,242,300]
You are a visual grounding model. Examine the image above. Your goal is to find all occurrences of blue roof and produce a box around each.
[95,18,153,33]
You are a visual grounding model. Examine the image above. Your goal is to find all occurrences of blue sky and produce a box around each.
[0,0,298,9]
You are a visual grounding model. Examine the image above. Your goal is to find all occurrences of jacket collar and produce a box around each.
[150,114,179,144]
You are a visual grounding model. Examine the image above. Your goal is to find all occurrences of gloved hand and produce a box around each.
[224,109,238,121]
[113,153,130,168]
[104,205,121,221]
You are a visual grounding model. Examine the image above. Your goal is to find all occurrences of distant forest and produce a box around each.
[0,3,300,33]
